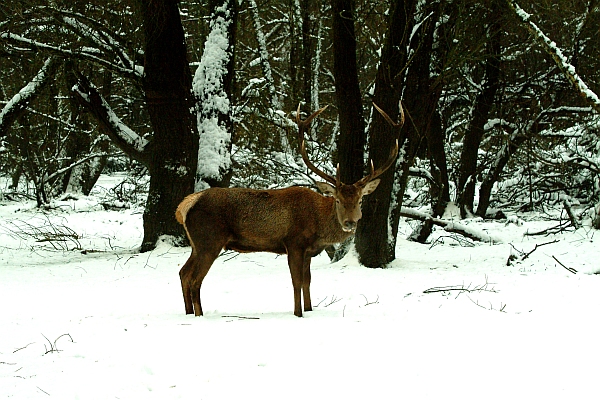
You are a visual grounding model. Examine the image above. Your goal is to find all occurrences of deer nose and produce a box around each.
[343,220,357,232]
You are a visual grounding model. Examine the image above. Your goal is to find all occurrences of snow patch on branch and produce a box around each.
[0,57,54,126]
[71,83,148,153]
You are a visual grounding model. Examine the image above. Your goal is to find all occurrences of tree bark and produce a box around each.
[475,130,527,216]
[140,0,198,251]
[456,0,502,218]
[331,0,366,184]
[403,2,450,243]
[355,0,415,268]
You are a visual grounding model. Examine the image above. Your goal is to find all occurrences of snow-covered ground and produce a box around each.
[1,175,599,399]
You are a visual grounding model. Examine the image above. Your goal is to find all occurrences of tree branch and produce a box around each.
[70,71,149,164]
[399,207,502,243]
[507,0,600,113]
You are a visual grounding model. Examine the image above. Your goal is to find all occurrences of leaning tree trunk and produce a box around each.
[140,0,199,251]
[355,0,415,268]
[62,64,111,196]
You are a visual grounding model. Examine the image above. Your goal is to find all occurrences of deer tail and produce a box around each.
[176,192,202,226]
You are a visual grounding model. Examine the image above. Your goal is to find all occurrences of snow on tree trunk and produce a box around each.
[194,0,235,190]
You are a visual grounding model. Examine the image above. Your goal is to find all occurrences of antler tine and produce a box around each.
[372,101,405,128]
[300,140,337,185]
[357,139,399,186]
[296,105,336,185]
[356,101,404,186]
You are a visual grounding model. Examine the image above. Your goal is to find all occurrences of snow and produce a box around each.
[1,175,600,399]
[194,2,233,187]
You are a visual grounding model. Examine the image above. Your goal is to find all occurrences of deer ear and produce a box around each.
[361,179,380,195]
[316,181,336,196]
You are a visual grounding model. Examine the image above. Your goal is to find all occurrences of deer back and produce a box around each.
[177,186,349,255]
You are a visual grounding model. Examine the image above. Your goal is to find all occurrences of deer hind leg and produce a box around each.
[189,246,223,317]
[179,255,197,315]
[286,248,305,317]
[302,257,312,312]
[180,237,224,316]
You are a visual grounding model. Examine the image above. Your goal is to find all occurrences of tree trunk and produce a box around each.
[456,0,502,218]
[355,0,415,268]
[331,0,366,184]
[140,0,199,251]
[402,3,450,243]
[475,130,527,217]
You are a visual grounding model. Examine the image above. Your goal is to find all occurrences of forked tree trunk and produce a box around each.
[456,0,502,218]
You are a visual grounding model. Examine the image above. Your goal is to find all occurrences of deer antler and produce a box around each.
[356,102,405,186]
[296,104,336,185]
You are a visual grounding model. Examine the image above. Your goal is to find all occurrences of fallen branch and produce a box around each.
[424,276,498,296]
[315,295,343,308]
[552,255,577,274]
[221,315,260,320]
[400,207,501,243]
[42,333,73,355]
[360,294,379,306]
[524,220,573,236]
[521,239,560,261]
[466,295,507,313]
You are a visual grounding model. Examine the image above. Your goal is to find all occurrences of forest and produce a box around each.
[1,0,599,268]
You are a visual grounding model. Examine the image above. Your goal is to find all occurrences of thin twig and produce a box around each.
[552,255,577,274]
[360,294,379,306]
[221,315,260,320]
[521,239,560,260]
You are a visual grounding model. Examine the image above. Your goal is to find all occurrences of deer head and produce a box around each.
[295,104,403,233]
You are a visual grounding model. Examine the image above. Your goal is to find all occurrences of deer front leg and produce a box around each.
[287,248,304,317]
[302,256,312,312]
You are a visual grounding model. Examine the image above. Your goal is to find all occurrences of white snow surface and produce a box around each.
[1,175,599,399]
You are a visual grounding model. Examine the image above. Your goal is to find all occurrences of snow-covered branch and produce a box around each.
[507,0,600,113]
[0,56,60,138]
[1,32,142,82]
[399,207,502,243]
[71,72,148,162]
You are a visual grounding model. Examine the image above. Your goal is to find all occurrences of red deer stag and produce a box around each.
[176,104,403,317]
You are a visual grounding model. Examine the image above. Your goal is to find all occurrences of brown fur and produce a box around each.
[176,184,374,317]
[176,105,398,317]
